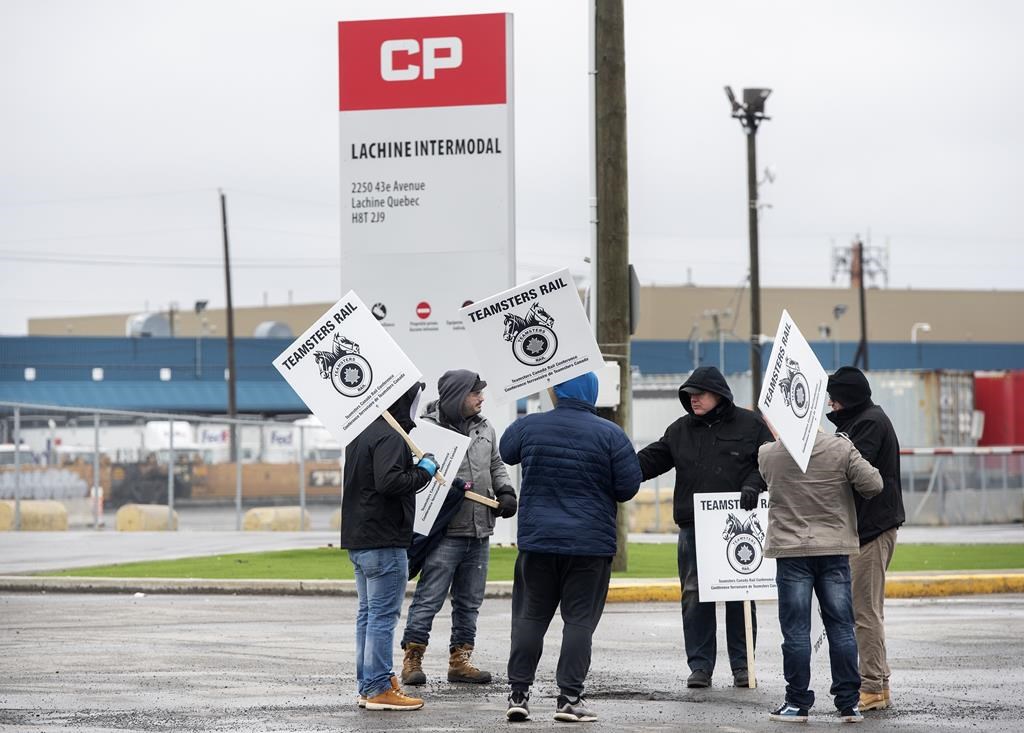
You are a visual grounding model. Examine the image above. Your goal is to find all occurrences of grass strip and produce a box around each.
[37,543,1024,581]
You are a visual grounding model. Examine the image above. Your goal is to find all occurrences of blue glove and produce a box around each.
[417,453,439,477]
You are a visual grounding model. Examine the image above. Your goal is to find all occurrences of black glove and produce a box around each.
[739,486,760,512]
[492,489,518,519]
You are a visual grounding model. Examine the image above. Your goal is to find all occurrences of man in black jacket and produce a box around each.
[826,366,905,712]
[340,381,440,712]
[637,366,773,689]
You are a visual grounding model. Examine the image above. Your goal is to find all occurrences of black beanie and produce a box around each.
[827,366,871,408]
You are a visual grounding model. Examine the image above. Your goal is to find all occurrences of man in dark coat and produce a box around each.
[637,366,773,689]
[400,369,517,687]
[826,366,905,711]
[499,371,642,724]
[340,381,439,712]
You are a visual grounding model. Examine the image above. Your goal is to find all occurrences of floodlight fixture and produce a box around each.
[194,300,209,315]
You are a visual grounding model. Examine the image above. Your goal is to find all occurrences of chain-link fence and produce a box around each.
[1,402,342,531]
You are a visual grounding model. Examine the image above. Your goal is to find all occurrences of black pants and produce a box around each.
[507,551,613,699]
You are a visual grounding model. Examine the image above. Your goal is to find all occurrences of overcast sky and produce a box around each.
[2,0,1021,336]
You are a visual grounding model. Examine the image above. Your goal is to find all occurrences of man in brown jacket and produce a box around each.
[758,430,882,724]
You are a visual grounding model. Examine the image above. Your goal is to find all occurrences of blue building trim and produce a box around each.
[1,336,1022,414]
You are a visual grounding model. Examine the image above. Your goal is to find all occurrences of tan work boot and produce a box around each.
[364,678,423,711]
[401,642,427,686]
[447,643,492,684]
[859,690,890,710]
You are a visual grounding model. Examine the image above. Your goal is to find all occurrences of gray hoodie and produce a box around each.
[422,370,515,538]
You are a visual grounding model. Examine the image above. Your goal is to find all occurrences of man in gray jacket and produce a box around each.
[758,430,882,724]
[400,370,518,686]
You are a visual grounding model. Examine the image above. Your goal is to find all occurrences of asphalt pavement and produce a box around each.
[1,593,1023,732]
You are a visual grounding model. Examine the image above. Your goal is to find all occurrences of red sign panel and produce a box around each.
[339,13,507,111]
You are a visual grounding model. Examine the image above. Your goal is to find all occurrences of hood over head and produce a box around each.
[827,366,871,409]
[387,381,426,432]
[435,369,484,434]
[678,366,734,414]
[553,371,599,406]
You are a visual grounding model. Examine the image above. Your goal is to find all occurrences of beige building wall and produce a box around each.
[636,286,1024,343]
[29,286,1024,343]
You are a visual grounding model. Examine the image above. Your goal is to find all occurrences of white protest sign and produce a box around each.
[458,268,604,402]
[693,492,777,602]
[273,292,421,448]
[409,421,471,535]
[757,310,829,472]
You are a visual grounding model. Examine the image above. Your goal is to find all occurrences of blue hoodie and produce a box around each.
[499,372,642,556]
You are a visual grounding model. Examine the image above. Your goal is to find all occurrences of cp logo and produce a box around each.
[380,37,463,81]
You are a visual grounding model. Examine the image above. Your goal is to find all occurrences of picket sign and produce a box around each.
[458,268,604,403]
[693,492,778,689]
[381,411,499,511]
[757,310,828,472]
[273,291,496,536]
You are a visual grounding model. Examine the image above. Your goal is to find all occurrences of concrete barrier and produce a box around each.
[242,506,312,531]
[0,500,69,531]
[329,508,341,531]
[628,488,677,533]
[115,504,179,531]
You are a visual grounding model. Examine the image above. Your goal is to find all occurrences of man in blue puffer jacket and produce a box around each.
[499,371,642,724]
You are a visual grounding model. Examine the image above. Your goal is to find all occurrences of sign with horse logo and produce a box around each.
[757,310,828,472]
[273,291,422,448]
[458,268,604,402]
[693,492,777,602]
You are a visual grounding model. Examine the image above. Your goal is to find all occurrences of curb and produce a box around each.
[2,573,1023,600]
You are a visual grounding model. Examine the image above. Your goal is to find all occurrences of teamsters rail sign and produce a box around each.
[273,292,421,448]
[458,268,604,402]
[756,310,828,472]
[409,421,470,535]
[693,492,777,602]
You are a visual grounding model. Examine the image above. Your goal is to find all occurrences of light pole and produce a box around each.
[911,322,931,369]
[194,300,208,378]
[832,304,848,369]
[702,308,732,373]
[725,86,771,408]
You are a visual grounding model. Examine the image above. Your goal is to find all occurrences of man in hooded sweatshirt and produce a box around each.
[499,371,642,724]
[637,366,774,689]
[825,366,905,711]
[340,381,440,712]
[399,370,518,687]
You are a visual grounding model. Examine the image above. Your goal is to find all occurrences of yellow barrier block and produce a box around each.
[329,509,341,531]
[242,506,312,531]
[115,504,179,531]
[628,488,676,533]
[0,500,69,531]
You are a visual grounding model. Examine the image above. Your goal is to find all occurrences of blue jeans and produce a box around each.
[349,547,408,698]
[776,555,861,711]
[402,536,489,649]
[677,526,756,675]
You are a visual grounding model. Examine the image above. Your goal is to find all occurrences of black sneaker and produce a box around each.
[838,706,863,723]
[733,668,750,687]
[507,691,530,722]
[769,701,809,722]
[687,669,711,688]
[554,695,597,722]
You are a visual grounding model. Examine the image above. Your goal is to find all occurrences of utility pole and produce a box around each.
[725,86,771,408]
[220,189,239,462]
[851,238,869,370]
[593,0,631,572]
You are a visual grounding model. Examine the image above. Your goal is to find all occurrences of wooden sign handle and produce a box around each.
[380,410,500,509]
